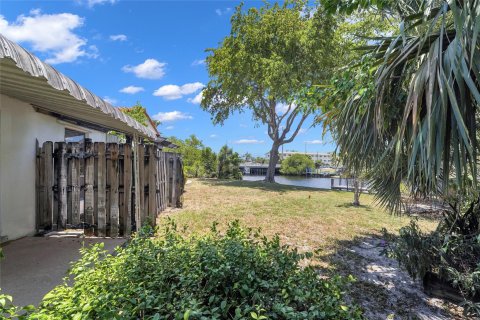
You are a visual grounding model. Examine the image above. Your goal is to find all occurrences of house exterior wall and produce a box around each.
[0,94,107,241]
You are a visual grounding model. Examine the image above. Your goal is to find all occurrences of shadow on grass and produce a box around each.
[196,178,337,194]
[335,202,373,211]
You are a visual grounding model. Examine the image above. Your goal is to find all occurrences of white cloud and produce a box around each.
[122,59,166,79]
[103,96,117,105]
[191,59,205,66]
[110,34,127,41]
[234,139,265,144]
[119,85,144,94]
[165,126,174,130]
[216,8,232,16]
[152,111,193,122]
[84,0,116,8]
[154,82,204,100]
[187,91,203,104]
[210,134,218,138]
[299,127,308,134]
[0,9,96,64]
[305,140,324,145]
[276,102,297,115]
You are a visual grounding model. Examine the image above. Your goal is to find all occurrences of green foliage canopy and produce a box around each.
[319,0,480,210]
[280,154,314,175]
[201,0,338,182]
[217,145,242,180]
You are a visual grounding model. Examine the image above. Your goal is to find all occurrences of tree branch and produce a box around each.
[281,113,309,145]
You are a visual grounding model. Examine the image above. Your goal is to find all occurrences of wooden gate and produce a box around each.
[35,140,184,237]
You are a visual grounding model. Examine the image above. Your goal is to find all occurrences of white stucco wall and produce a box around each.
[0,94,107,241]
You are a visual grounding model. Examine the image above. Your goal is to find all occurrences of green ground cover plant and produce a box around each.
[2,221,363,319]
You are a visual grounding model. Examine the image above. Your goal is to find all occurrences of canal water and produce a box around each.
[242,175,334,189]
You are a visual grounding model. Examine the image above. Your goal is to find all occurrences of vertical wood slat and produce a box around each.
[122,144,132,235]
[95,142,107,236]
[144,145,150,223]
[148,145,157,224]
[36,141,54,231]
[108,143,120,237]
[133,138,141,232]
[163,152,168,210]
[167,153,174,206]
[84,139,95,235]
[138,144,145,226]
[118,146,125,235]
[35,139,43,232]
[171,153,177,207]
[105,144,111,234]
[36,141,44,231]
[156,151,162,212]
[57,142,68,229]
[52,143,59,230]
[67,143,81,226]
[44,142,54,230]
[158,152,164,211]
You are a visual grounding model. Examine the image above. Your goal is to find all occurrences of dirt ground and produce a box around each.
[330,237,465,319]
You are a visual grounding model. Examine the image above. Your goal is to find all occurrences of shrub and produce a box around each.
[384,199,480,317]
[19,221,361,319]
[280,154,314,176]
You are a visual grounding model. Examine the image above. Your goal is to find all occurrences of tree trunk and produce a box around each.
[265,143,280,183]
[353,177,361,206]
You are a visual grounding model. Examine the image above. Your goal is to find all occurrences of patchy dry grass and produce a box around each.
[159,179,438,251]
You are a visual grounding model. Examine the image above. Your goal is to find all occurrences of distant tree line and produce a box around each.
[165,135,242,180]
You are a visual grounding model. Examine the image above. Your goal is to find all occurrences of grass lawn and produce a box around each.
[160,178,438,252]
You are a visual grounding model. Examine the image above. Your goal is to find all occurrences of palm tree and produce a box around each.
[325,0,480,210]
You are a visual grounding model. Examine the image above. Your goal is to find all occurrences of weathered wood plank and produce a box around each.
[138,144,145,226]
[67,142,81,226]
[122,144,132,235]
[52,143,59,230]
[148,145,157,224]
[144,146,150,223]
[35,140,42,232]
[108,143,120,237]
[95,142,107,236]
[57,142,68,229]
[84,139,95,235]
[44,141,54,230]
[171,153,177,207]
[133,138,141,231]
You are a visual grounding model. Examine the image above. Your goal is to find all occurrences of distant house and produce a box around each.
[0,34,169,241]
[266,151,337,167]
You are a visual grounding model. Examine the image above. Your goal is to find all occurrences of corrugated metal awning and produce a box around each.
[0,34,158,139]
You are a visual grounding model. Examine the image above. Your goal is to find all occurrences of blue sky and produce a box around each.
[0,0,335,157]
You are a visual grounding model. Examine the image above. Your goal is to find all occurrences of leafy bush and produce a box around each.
[14,221,361,319]
[384,199,480,316]
[280,154,314,176]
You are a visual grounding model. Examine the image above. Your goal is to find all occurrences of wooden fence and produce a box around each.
[35,140,184,237]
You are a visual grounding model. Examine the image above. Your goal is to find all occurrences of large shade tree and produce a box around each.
[201,1,337,182]
[321,0,480,210]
